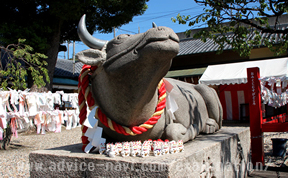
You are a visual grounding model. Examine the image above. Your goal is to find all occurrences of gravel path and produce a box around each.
[0,126,287,177]
[0,126,82,178]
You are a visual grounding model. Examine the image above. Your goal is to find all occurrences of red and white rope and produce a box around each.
[78,65,166,151]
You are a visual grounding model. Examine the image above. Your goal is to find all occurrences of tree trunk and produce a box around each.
[45,20,63,91]
[27,19,62,92]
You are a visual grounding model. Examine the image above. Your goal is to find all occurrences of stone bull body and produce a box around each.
[77,15,223,143]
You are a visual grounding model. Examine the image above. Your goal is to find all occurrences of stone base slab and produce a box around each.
[29,126,251,178]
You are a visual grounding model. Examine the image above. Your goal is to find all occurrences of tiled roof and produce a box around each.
[54,58,83,79]
[178,38,222,56]
[177,23,288,56]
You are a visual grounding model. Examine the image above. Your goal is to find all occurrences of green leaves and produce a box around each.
[0,39,49,90]
[171,14,191,25]
[172,0,288,57]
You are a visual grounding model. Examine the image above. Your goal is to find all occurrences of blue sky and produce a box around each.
[58,0,204,59]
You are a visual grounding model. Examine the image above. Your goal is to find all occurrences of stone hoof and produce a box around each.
[165,123,198,142]
[165,123,188,141]
[202,118,219,134]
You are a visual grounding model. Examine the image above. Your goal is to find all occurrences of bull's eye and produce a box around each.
[116,34,130,40]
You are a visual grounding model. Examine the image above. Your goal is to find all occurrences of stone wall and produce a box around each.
[29,127,251,178]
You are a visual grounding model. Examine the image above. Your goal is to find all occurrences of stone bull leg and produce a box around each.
[163,79,223,142]
[194,84,223,134]
[165,123,200,142]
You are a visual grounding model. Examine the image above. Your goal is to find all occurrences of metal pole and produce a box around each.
[73,41,75,75]
[67,41,70,60]
[138,25,140,34]
[114,27,116,38]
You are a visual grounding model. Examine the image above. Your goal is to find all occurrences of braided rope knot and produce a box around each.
[78,65,166,150]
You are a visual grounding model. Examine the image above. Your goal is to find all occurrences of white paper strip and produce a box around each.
[91,127,103,147]
[84,142,94,153]
[83,106,98,128]
[163,79,179,120]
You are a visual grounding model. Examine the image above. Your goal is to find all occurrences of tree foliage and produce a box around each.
[172,0,288,57]
[0,39,49,90]
[0,0,149,90]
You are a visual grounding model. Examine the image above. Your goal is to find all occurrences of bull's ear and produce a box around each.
[76,48,106,66]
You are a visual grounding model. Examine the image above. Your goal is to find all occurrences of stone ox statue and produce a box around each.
[77,15,223,145]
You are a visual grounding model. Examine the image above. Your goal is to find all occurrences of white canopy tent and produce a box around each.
[199,57,288,85]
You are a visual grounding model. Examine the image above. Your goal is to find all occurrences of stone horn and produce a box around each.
[78,14,108,50]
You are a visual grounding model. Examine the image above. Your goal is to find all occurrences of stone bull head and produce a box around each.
[77,14,223,143]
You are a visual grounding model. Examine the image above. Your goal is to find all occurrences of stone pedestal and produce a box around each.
[29,127,251,178]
